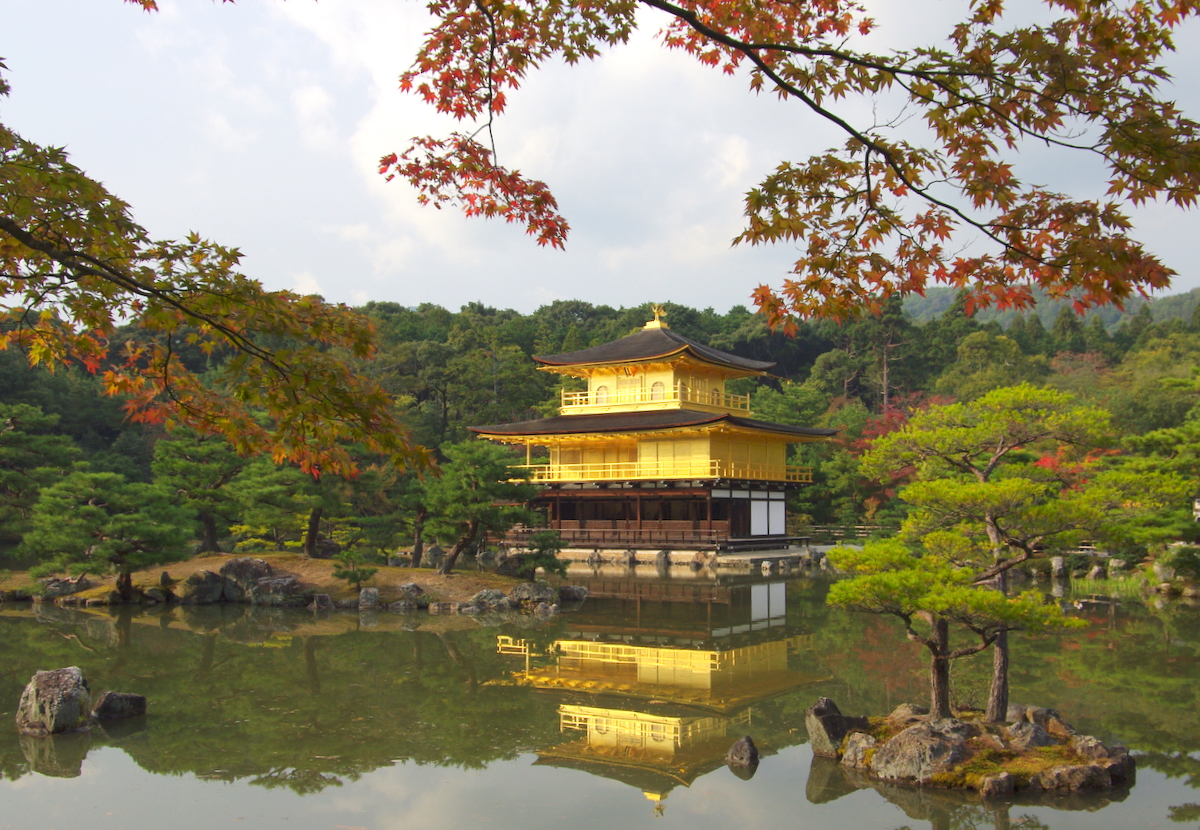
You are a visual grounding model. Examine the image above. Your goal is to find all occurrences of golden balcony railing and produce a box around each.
[516,459,812,483]
[560,385,750,413]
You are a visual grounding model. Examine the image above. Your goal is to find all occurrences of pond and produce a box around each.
[2,574,1199,830]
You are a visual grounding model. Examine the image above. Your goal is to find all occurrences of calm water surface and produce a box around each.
[2,573,1198,830]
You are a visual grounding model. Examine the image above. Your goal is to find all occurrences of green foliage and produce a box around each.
[511,530,568,580]
[331,549,378,592]
[21,467,192,580]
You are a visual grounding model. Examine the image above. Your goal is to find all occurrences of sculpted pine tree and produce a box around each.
[827,537,1081,720]
[862,384,1191,721]
[423,441,536,575]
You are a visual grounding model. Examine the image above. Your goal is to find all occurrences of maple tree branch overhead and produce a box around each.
[384,0,1199,323]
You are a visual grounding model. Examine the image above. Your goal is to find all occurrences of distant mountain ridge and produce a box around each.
[902,286,1200,331]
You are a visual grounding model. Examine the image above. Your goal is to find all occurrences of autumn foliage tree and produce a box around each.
[365,0,1200,323]
[0,62,428,478]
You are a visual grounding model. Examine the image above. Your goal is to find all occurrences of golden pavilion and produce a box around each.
[469,308,835,551]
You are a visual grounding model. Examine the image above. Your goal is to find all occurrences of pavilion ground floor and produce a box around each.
[500,480,809,552]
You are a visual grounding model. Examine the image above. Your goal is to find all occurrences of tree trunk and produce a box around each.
[304,506,323,558]
[411,505,427,568]
[437,520,478,575]
[197,511,221,553]
[986,570,1010,723]
[929,617,953,719]
[115,571,134,602]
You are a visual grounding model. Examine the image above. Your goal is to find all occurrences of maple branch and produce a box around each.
[638,0,1059,270]
[0,215,284,374]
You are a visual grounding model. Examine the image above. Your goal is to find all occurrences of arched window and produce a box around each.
[595,385,610,405]
[650,381,665,401]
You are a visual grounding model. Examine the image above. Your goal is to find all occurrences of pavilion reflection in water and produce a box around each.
[496,578,830,810]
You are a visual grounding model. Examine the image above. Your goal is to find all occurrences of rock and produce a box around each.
[1050,556,1067,579]
[1154,561,1177,582]
[399,582,426,599]
[359,588,380,608]
[91,691,146,721]
[254,575,306,606]
[308,594,334,611]
[887,703,929,726]
[586,550,604,568]
[177,570,225,602]
[424,543,445,565]
[1005,702,1029,723]
[466,589,508,607]
[978,772,1015,799]
[509,582,558,605]
[1107,558,1128,576]
[927,718,981,741]
[1046,714,1076,739]
[533,602,559,618]
[654,549,672,569]
[619,549,637,567]
[1006,721,1055,751]
[870,721,970,783]
[761,560,775,575]
[143,587,168,603]
[16,667,94,735]
[220,557,273,602]
[1087,564,1105,580]
[312,537,341,559]
[1069,736,1136,785]
[1030,764,1111,792]
[689,552,708,571]
[427,602,460,615]
[726,735,759,767]
[39,577,91,599]
[557,585,589,603]
[159,571,174,588]
[388,600,418,613]
[841,732,876,769]
[805,697,868,758]
[387,555,409,567]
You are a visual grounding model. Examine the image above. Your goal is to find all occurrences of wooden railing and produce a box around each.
[517,459,812,483]
[560,384,750,413]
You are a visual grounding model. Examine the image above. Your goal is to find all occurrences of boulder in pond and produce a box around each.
[726,735,759,767]
[178,570,225,605]
[1006,721,1055,751]
[841,732,877,769]
[557,585,589,603]
[254,575,306,606]
[1050,556,1067,579]
[805,697,869,758]
[978,772,1015,800]
[886,703,929,727]
[509,582,558,605]
[308,594,334,611]
[359,587,380,608]
[92,691,146,721]
[16,667,94,735]
[869,720,971,783]
[220,557,273,602]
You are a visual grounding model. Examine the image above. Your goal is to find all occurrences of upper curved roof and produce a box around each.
[470,409,837,440]
[534,326,774,373]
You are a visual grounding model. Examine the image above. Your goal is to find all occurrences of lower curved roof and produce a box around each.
[469,410,837,439]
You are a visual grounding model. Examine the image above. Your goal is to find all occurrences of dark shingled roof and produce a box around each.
[534,326,774,372]
[470,409,837,439]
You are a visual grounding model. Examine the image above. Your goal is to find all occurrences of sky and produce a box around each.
[4,0,1199,315]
